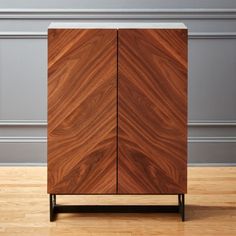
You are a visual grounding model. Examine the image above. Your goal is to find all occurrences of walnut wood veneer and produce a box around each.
[48,29,117,194]
[118,29,187,194]
[48,24,188,195]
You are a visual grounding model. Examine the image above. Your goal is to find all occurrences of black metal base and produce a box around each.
[49,194,185,222]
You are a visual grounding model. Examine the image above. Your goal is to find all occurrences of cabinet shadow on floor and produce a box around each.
[53,204,236,222]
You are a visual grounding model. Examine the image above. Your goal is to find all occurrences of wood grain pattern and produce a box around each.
[48,29,117,194]
[118,29,188,194]
[1,167,236,235]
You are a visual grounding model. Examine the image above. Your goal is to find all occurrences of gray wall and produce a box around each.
[0,1,236,165]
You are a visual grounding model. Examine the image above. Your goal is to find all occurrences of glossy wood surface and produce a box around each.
[48,29,117,194]
[118,29,188,194]
[1,167,236,235]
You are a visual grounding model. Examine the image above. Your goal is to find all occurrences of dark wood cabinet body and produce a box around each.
[48,25,187,195]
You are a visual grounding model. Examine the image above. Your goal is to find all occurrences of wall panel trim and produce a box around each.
[0,137,46,143]
[189,32,236,39]
[0,120,47,126]
[1,120,236,126]
[188,137,236,143]
[1,137,235,143]
[0,32,47,39]
[0,163,235,166]
[0,32,236,39]
[188,121,236,126]
[0,8,236,19]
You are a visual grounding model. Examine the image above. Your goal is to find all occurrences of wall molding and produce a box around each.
[0,163,235,166]
[0,137,46,143]
[188,121,236,126]
[0,163,47,166]
[0,136,236,143]
[188,163,236,167]
[189,32,236,39]
[0,8,236,19]
[0,32,47,39]
[0,32,236,39]
[1,120,236,126]
[1,121,235,142]
[188,137,236,143]
[0,120,47,126]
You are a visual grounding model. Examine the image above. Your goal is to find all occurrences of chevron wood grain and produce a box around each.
[48,29,117,194]
[118,29,188,194]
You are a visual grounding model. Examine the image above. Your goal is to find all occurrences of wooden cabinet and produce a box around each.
[48,23,187,196]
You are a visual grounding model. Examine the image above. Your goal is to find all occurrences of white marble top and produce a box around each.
[48,22,187,29]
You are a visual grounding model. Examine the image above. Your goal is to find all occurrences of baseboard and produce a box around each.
[0,163,235,167]
[187,163,236,167]
[0,163,47,166]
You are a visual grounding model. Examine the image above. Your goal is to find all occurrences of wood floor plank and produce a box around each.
[0,167,235,236]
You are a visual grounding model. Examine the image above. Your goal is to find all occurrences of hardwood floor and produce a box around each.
[0,167,235,235]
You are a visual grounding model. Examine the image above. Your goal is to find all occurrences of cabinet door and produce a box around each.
[118,29,187,194]
[48,29,117,194]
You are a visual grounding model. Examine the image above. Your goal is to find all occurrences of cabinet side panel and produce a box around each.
[118,29,187,194]
[48,29,117,194]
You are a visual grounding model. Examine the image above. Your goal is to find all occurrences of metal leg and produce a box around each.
[178,194,181,206]
[49,194,185,222]
[50,194,56,222]
[53,194,56,205]
[182,194,185,222]
[178,194,185,221]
